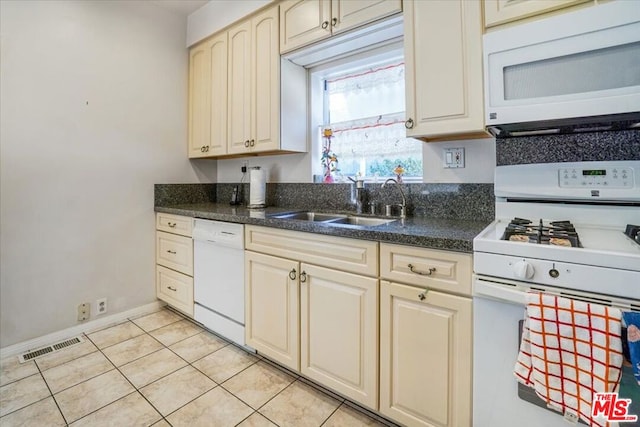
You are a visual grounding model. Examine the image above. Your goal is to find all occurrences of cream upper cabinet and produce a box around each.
[300,264,378,410]
[379,280,472,427]
[228,7,280,155]
[187,43,211,158]
[245,251,300,371]
[484,0,592,28]
[188,33,227,158]
[280,0,402,54]
[404,0,486,141]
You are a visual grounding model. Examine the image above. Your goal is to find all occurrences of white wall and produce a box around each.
[215,138,496,183]
[0,0,216,347]
[187,0,273,46]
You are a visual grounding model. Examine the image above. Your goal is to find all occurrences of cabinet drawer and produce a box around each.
[380,243,472,296]
[245,225,378,277]
[156,213,193,237]
[156,231,193,276]
[156,265,194,316]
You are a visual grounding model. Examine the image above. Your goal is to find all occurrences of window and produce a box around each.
[311,48,423,182]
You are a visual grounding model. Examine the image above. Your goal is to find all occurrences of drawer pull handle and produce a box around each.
[408,264,435,276]
[331,17,337,27]
[168,222,176,228]
[300,271,307,283]
[167,250,177,254]
[321,20,329,29]
[244,140,250,147]
[167,286,177,292]
[418,290,428,301]
[249,139,255,147]
[288,268,297,280]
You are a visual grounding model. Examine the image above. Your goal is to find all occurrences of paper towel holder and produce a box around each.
[247,166,267,209]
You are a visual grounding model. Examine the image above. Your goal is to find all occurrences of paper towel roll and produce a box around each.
[249,167,266,208]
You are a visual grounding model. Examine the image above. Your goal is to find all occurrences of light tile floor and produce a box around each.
[0,307,396,426]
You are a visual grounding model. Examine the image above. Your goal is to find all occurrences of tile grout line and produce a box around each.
[34,357,69,426]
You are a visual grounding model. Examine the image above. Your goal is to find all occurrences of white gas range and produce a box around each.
[473,160,640,427]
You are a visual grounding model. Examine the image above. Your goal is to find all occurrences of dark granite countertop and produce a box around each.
[155,202,491,253]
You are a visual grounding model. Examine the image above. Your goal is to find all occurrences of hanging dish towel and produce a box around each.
[514,292,624,427]
[623,312,640,385]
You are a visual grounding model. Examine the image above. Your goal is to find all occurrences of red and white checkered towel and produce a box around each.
[514,292,624,427]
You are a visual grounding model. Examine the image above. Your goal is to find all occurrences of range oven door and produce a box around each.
[473,276,640,427]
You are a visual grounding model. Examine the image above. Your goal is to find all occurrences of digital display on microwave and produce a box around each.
[583,170,606,176]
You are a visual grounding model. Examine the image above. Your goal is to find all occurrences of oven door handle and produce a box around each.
[474,277,526,306]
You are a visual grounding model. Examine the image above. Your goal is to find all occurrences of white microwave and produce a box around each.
[483,1,640,136]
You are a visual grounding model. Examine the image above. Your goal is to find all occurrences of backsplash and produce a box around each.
[155,183,494,222]
[496,129,640,166]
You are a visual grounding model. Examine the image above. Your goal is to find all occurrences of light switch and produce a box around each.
[443,148,465,168]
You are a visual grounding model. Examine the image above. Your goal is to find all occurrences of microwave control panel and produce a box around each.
[558,167,634,189]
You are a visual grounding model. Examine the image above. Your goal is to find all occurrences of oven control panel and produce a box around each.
[558,166,634,188]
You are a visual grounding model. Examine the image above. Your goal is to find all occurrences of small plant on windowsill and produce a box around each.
[321,128,340,183]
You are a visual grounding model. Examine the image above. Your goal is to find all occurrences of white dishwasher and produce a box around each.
[193,219,247,347]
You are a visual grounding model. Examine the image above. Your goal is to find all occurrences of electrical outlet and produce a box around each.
[77,303,90,321]
[443,147,465,168]
[96,298,107,315]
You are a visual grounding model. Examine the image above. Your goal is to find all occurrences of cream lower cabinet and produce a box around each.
[379,281,472,427]
[301,264,378,409]
[404,0,486,141]
[245,251,300,371]
[155,213,194,317]
[245,225,379,409]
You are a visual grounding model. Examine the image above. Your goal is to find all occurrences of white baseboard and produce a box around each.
[0,301,166,360]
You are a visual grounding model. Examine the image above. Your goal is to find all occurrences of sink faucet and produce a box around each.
[348,176,366,214]
[381,178,406,218]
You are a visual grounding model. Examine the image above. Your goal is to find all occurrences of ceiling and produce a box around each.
[150,0,209,17]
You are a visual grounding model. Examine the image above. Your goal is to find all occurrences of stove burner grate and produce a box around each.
[501,218,581,247]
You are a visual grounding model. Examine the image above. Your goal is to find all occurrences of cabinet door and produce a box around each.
[484,0,591,28]
[300,264,378,410]
[207,33,228,156]
[331,0,401,35]
[227,20,252,155]
[187,43,211,158]
[280,0,331,54]
[379,281,472,427]
[245,252,300,371]
[404,0,485,141]
[251,6,280,153]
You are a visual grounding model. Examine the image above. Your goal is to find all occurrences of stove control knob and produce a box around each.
[549,268,559,278]
[513,260,534,280]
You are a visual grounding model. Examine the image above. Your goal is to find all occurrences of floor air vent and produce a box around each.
[19,336,84,363]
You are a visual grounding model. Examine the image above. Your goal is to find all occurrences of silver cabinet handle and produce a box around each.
[331,17,337,27]
[167,286,177,292]
[244,140,250,147]
[168,222,176,228]
[289,268,297,280]
[300,271,307,283]
[408,264,435,276]
[418,290,428,301]
[249,139,255,147]
[405,118,414,129]
[167,250,177,254]
[321,20,329,29]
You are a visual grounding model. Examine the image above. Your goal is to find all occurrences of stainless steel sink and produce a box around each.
[269,211,396,227]
[329,216,397,226]
[269,212,347,222]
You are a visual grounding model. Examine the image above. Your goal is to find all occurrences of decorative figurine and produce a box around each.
[321,128,339,183]
[394,164,405,183]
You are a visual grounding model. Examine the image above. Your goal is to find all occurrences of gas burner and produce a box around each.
[501,218,581,247]
[624,224,640,246]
